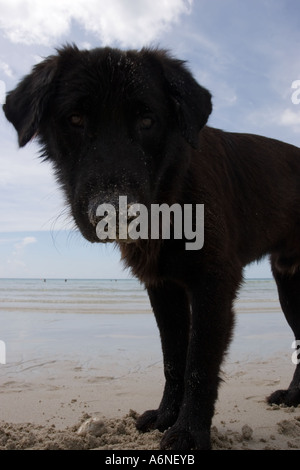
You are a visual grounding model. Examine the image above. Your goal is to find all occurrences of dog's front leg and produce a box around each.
[160,273,238,450]
[136,281,190,433]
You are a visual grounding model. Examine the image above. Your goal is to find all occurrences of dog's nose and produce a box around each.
[88,195,118,226]
[88,195,139,226]
[87,195,132,226]
[88,198,100,227]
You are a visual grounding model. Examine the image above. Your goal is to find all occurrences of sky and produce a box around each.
[0,0,300,279]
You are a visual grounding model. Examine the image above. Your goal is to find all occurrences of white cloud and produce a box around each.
[0,0,192,47]
[18,236,37,247]
[279,108,300,133]
[0,60,14,78]
[12,236,37,257]
[4,236,37,275]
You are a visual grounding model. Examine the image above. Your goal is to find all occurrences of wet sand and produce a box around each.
[1,310,300,449]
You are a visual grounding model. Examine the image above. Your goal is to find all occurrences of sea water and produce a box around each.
[0,278,293,375]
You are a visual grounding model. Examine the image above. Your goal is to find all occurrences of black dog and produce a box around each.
[3,45,300,450]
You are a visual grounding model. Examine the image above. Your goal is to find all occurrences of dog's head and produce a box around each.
[3,45,212,243]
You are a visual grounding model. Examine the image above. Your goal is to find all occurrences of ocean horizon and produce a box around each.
[0,277,293,377]
[0,276,281,316]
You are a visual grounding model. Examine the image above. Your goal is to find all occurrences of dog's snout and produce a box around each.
[87,195,138,228]
[87,195,119,226]
[87,199,100,227]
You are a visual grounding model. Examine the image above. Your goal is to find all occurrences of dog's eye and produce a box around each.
[69,114,85,128]
[139,117,154,130]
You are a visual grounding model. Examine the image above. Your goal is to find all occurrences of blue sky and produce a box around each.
[0,0,300,279]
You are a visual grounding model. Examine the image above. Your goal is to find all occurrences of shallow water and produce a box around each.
[0,278,293,377]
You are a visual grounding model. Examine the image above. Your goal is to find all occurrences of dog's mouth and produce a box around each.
[87,196,142,244]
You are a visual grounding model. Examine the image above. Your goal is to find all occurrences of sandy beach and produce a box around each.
[1,279,300,450]
[1,348,300,450]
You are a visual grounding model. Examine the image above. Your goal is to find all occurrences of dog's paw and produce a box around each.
[160,423,211,450]
[267,387,300,406]
[136,408,178,433]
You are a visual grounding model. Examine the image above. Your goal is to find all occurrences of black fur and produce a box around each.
[4,45,300,450]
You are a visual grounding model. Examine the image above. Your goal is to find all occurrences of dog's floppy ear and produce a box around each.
[3,55,58,147]
[157,51,212,148]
